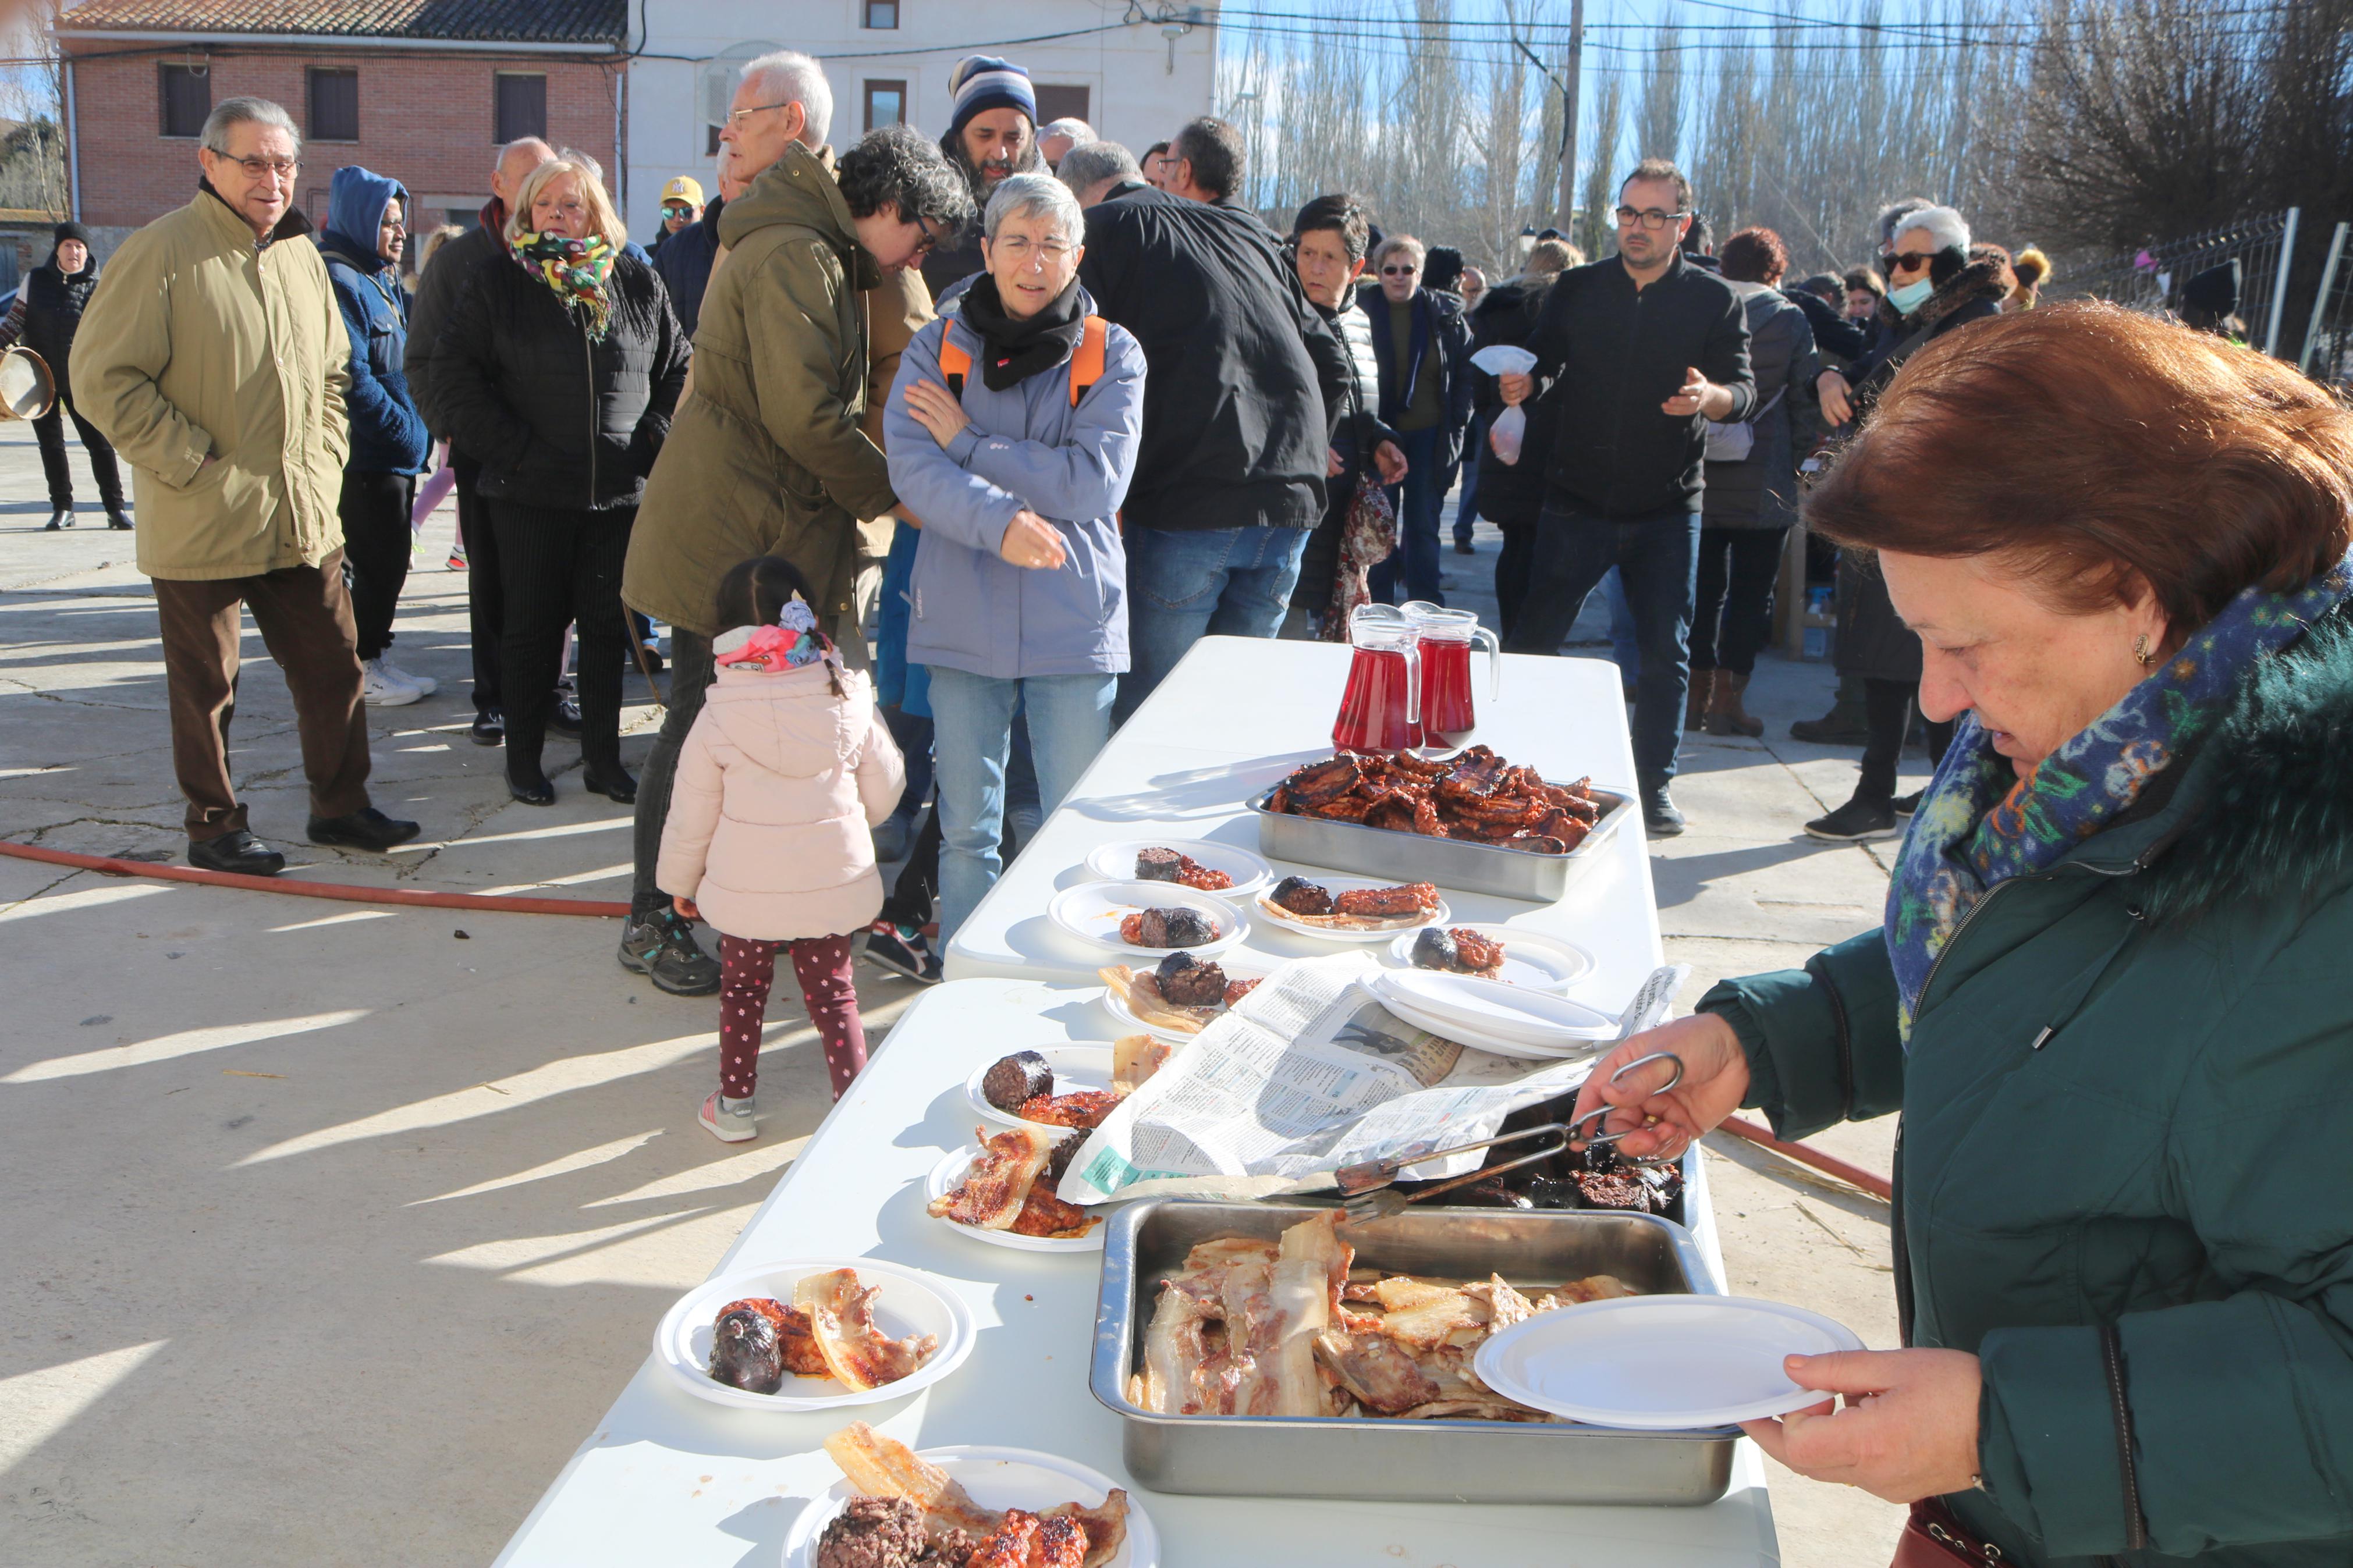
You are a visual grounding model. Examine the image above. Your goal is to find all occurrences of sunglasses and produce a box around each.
[1885,250,1936,273]
[1380,264,1418,276]
[661,204,694,217]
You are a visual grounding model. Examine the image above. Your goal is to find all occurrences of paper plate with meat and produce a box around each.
[1095,951,1270,1043]
[964,1044,1130,1135]
[654,1258,975,1412]
[1047,880,1246,959]
[925,1127,1110,1253]
[1382,923,1593,990]
[1254,875,1451,943]
[785,1421,1156,1568]
[1083,837,1273,900]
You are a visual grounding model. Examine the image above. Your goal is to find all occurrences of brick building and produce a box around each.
[56,0,626,257]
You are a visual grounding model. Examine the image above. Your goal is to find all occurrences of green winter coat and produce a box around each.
[1700,602,2353,1566]
[622,140,896,637]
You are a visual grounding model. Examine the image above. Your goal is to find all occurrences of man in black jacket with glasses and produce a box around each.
[1496,158,1754,837]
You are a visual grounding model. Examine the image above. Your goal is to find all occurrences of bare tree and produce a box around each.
[1634,19,1684,167]
[1575,68,1624,262]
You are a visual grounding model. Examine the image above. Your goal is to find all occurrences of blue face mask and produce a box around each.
[1887,276,1933,314]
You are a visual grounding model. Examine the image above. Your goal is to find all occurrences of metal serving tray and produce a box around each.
[1091,1199,1738,1505]
[1251,780,1632,902]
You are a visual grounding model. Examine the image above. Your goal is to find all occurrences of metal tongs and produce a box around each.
[1335,1051,1685,1227]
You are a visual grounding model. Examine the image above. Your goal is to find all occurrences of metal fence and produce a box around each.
[2296,221,2353,390]
[2049,209,2301,354]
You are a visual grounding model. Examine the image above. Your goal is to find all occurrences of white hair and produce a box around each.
[1039,118,1094,144]
[1897,204,1971,256]
[740,50,832,150]
[984,172,1084,247]
[201,95,299,157]
[1055,141,1138,202]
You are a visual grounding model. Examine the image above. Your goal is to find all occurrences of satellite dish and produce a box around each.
[0,347,55,421]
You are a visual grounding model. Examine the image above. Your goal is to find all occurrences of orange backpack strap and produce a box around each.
[1069,315,1108,407]
[937,329,972,397]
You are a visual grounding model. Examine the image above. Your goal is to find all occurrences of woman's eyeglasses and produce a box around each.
[1380,264,1418,276]
[1885,250,1935,273]
[993,236,1074,264]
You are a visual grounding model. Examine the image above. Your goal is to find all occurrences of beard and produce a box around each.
[943,129,1042,205]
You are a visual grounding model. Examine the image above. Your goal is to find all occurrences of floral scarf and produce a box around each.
[514,229,615,342]
[1886,553,2353,1041]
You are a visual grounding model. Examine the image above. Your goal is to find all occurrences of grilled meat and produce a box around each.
[1411,926,1506,976]
[815,1496,929,1568]
[1333,882,1439,919]
[979,1051,1054,1112]
[1153,951,1228,1007]
[1014,1089,1124,1130]
[1120,906,1215,948]
[708,1306,785,1393]
[1269,876,1335,916]
[1133,846,1184,882]
[718,1295,827,1375]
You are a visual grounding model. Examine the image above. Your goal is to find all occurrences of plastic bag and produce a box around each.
[1470,345,1539,466]
[1488,405,1527,465]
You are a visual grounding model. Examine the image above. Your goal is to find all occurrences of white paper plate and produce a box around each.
[1372,969,1619,1050]
[1374,987,1603,1061]
[652,1257,975,1412]
[1382,923,1595,990]
[1047,880,1246,959]
[784,1445,1158,1568]
[1473,1295,1867,1429]
[925,1145,1106,1254]
[1083,837,1273,900]
[1253,876,1452,944]
[1096,952,1275,1044]
[964,1044,1120,1133]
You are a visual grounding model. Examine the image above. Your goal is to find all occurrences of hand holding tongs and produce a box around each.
[1335,1051,1685,1227]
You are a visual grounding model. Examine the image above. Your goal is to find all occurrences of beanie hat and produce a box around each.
[53,221,91,247]
[948,55,1035,135]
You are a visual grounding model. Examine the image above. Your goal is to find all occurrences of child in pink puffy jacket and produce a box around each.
[657,555,905,1142]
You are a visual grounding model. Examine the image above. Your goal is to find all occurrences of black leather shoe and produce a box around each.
[469,708,505,747]
[44,508,71,531]
[549,694,583,736]
[189,830,285,876]
[581,763,637,804]
[307,807,422,852]
[507,767,555,806]
[105,509,133,531]
[1641,785,1687,838]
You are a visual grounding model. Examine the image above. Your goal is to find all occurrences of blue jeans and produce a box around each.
[1119,524,1309,721]
[1453,417,1484,544]
[1605,567,1641,680]
[1502,502,1702,791]
[927,666,1116,941]
[1369,425,1444,606]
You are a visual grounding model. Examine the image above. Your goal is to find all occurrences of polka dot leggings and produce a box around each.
[716,931,868,1101]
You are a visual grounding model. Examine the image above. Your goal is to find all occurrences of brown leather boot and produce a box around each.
[1705,670,1765,737]
[1685,667,1716,731]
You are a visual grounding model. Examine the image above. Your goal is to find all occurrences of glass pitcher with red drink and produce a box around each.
[1332,604,1422,751]
[1401,602,1501,745]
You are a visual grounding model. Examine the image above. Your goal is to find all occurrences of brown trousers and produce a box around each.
[151,552,372,840]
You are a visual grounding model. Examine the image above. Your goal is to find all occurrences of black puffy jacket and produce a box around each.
[431,246,688,511]
[19,251,99,400]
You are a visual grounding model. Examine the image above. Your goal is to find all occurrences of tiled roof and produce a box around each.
[57,0,626,44]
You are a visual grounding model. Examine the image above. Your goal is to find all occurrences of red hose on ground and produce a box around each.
[0,839,631,917]
[1716,1114,1894,1201]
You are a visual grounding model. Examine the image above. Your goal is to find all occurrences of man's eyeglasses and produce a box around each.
[225,156,300,183]
[993,235,1073,264]
[1380,264,1418,276]
[1884,250,1935,274]
[1614,205,1687,230]
[907,221,946,261]
[725,101,791,130]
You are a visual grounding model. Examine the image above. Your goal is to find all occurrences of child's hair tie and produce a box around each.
[712,591,844,691]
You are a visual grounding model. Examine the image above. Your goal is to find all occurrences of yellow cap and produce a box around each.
[661,176,704,206]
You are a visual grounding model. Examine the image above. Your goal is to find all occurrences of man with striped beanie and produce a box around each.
[922,54,1040,296]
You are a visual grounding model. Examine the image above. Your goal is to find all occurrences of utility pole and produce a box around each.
[1555,0,1581,232]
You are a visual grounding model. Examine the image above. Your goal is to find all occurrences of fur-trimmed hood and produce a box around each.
[1881,255,2010,338]
[2136,600,2353,924]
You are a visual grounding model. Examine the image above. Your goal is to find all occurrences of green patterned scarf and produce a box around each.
[1886,553,2353,1041]
[513,229,615,342]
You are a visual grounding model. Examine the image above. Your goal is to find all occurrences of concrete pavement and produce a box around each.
[0,417,1932,1566]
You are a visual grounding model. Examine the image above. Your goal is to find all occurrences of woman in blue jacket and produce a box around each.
[886,172,1145,941]
[318,165,433,707]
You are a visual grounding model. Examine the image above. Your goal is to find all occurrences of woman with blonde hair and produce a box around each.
[434,157,689,806]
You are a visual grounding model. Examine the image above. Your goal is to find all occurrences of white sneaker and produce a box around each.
[378,653,437,696]
[699,1090,758,1143]
[361,657,423,707]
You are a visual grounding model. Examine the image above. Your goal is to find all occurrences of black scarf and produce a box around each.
[957,275,1087,391]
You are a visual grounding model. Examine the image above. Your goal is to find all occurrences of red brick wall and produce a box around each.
[62,45,622,233]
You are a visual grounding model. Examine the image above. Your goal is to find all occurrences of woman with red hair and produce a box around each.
[1575,303,2353,1567]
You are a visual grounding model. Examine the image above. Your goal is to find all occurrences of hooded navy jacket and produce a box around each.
[317,165,430,475]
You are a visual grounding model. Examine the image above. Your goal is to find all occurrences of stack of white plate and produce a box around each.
[1368,968,1620,1058]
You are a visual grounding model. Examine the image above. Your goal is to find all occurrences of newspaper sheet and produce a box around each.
[1061,951,1687,1206]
